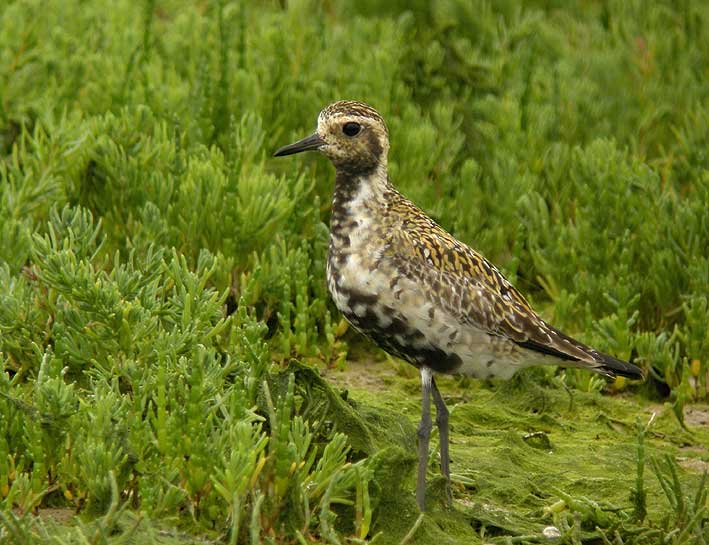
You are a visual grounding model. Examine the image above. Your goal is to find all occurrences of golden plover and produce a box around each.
[274,100,643,511]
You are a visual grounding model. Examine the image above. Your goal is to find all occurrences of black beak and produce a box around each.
[273,133,325,157]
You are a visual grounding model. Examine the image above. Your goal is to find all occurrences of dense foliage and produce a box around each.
[0,1,707,543]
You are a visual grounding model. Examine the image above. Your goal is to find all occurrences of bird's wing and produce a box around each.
[387,214,613,371]
[381,191,642,379]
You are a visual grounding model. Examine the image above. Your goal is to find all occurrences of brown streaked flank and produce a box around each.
[274,100,644,512]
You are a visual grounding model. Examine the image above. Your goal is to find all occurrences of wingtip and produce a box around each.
[599,353,644,381]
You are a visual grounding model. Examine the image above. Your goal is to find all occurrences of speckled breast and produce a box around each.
[326,232,464,374]
[326,172,474,374]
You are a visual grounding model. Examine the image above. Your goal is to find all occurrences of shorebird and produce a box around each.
[274,100,644,511]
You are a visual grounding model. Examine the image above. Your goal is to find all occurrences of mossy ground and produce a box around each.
[324,356,709,544]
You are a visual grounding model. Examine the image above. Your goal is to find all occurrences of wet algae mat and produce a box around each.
[313,360,709,544]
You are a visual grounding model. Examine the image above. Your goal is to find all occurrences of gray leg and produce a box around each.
[431,377,452,506]
[417,367,433,511]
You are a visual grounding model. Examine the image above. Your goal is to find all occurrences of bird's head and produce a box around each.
[274,101,389,175]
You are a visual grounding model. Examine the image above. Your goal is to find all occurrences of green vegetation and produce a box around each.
[1,0,707,543]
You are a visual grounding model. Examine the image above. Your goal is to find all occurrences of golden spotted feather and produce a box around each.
[382,188,636,377]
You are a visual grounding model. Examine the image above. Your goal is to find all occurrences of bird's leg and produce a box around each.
[431,377,452,506]
[417,366,433,511]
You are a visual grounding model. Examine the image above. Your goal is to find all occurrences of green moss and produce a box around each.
[326,361,709,543]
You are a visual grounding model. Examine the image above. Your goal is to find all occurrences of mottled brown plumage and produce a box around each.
[275,100,643,511]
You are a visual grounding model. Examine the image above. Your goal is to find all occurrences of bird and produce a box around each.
[274,100,644,512]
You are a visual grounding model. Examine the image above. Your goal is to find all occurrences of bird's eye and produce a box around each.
[342,122,361,137]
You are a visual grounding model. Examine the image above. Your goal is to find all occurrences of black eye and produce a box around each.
[342,122,361,137]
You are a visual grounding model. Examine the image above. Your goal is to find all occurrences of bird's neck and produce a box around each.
[331,163,390,233]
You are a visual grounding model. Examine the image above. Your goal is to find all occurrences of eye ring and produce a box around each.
[342,122,361,137]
